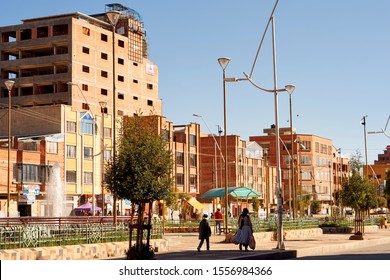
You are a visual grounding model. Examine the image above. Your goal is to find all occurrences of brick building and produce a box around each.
[0,4,162,216]
[250,126,349,215]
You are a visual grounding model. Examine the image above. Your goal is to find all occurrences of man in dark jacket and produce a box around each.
[197,214,212,252]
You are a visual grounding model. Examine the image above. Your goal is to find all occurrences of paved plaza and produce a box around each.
[154,229,390,260]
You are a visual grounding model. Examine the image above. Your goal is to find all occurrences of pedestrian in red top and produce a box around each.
[214,208,223,234]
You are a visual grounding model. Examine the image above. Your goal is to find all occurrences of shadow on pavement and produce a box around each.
[155,249,297,260]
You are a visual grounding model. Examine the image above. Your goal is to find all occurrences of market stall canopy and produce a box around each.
[186,198,207,210]
[74,202,102,211]
[201,187,261,199]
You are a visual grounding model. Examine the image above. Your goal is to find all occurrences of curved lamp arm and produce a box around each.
[243,72,295,94]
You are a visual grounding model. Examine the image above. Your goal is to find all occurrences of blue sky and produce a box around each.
[2,0,390,164]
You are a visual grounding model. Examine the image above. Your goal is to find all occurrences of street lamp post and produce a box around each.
[99,101,108,215]
[217,57,231,236]
[240,16,295,250]
[193,114,225,215]
[288,89,297,219]
[106,10,121,224]
[361,115,368,177]
[5,80,14,218]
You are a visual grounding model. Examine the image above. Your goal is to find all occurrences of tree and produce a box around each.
[349,149,363,174]
[311,200,320,214]
[341,172,377,213]
[105,115,173,259]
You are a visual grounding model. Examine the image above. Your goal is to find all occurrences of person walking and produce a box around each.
[232,208,253,251]
[197,214,212,252]
[214,208,223,234]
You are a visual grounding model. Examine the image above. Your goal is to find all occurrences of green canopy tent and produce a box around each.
[201,186,261,199]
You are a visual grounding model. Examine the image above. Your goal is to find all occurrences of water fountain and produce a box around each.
[46,163,65,217]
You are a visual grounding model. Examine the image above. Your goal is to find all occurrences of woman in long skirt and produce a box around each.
[232,208,253,251]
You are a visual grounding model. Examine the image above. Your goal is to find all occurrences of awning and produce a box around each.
[187,198,207,210]
[201,186,261,199]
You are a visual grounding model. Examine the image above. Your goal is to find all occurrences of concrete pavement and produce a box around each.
[154,228,390,260]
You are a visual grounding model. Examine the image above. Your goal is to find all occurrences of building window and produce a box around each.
[190,174,197,187]
[101,88,108,96]
[133,79,138,84]
[104,127,112,138]
[176,152,184,166]
[66,170,77,183]
[82,84,88,91]
[66,145,76,158]
[84,147,93,160]
[147,83,153,90]
[82,103,90,110]
[301,155,312,165]
[190,135,197,147]
[82,27,90,36]
[118,58,124,65]
[176,173,184,185]
[190,153,197,167]
[80,113,94,135]
[37,26,49,38]
[14,164,39,183]
[133,62,138,66]
[84,172,93,184]
[301,170,312,180]
[162,129,170,142]
[101,52,108,60]
[46,142,58,154]
[66,121,76,133]
[82,47,90,54]
[118,75,124,82]
[101,33,108,42]
[118,40,124,47]
[101,70,108,78]
[104,150,112,161]
[301,141,311,151]
[118,92,124,100]
[147,100,153,106]
[133,96,138,100]
[53,24,68,36]
[248,166,253,176]
[101,107,108,114]
[82,65,90,73]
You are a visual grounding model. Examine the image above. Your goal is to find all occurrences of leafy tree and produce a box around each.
[349,149,363,174]
[298,190,311,215]
[311,200,320,214]
[377,196,387,208]
[341,172,377,213]
[105,115,173,259]
[252,197,260,214]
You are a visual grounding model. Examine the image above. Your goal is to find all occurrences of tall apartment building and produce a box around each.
[250,126,349,214]
[0,4,162,216]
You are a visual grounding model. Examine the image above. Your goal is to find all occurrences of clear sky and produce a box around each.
[2,0,389,164]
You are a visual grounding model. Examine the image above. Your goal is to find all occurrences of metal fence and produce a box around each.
[0,217,163,250]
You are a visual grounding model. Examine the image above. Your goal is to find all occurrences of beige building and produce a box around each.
[0,4,162,216]
[250,127,349,215]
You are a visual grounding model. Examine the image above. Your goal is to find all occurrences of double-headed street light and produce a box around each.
[219,16,295,249]
[217,57,231,237]
[5,80,15,218]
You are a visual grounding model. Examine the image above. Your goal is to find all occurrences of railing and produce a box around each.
[0,217,163,250]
